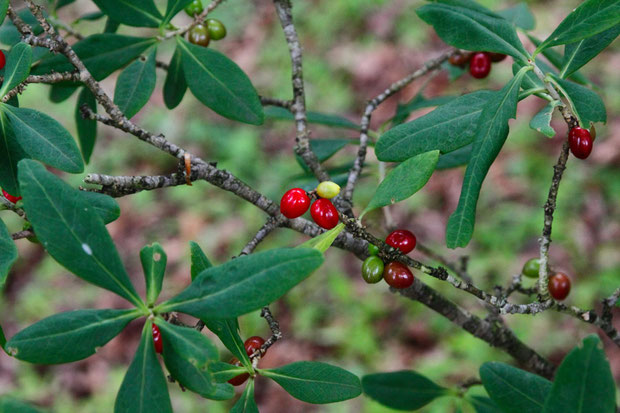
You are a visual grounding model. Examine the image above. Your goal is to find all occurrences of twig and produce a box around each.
[259,95,293,109]
[11,230,33,240]
[257,306,282,356]
[239,217,282,256]
[1,72,81,103]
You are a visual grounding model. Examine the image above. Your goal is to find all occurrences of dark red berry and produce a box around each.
[383,261,414,289]
[488,52,507,62]
[385,229,417,254]
[0,51,5,70]
[228,357,250,386]
[280,188,310,219]
[548,272,571,301]
[244,336,265,357]
[568,127,593,159]
[2,189,21,204]
[469,52,492,79]
[310,198,339,229]
[448,51,472,67]
[152,324,163,354]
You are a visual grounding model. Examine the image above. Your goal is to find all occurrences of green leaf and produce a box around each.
[0,0,9,27]
[446,68,528,248]
[297,223,345,253]
[0,219,17,288]
[92,0,163,28]
[260,361,362,404]
[0,111,27,196]
[362,370,448,411]
[75,87,97,163]
[480,362,551,413]
[6,309,138,364]
[204,318,252,370]
[552,76,606,126]
[177,37,264,125]
[0,323,5,351]
[436,144,471,170]
[526,35,590,86]
[210,361,248,383]
[0,43,32,97]
[114,48,156,119]
[542,335,616,413]
[497,3,535,30]
[189,241,213,281]
[536,0,620,52]
[104,18,120,34]
[416,2,529,60]
[467,396,503,413]
[114,322,172,413]
[561,24,620,78]
[163,0,193,25]
[376,91,493,162]
[33,34,157,81]
[363,150,439,216]
[529,101,561,138]
[163,46,187,110]
[231,380,258,413]
[296,139,352,172]
[3,105,84,174]
[391,94,457,127]
[0,397,43,413]
[160,248,323,319]
[141,243,167,306]
[18,160,142,306]
[79,191,120,224]
[50,83,79,103]
[264,106,359,129]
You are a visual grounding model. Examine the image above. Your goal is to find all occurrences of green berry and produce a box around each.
[367,243,379,256]
[362,256,384,284]
[184,0,203,16]
[522,258,541,278]
[206,18,227,40]
[188,23,210,47]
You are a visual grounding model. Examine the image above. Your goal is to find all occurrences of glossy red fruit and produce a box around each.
[0,51,5,70]
[2,189,21,204]
[469,52,492,79]
[568,127,593,159]
[383,261,414,289]
[488,52,507,62]
[448,51,472,67]
[244,336,265,357]
[280,188,310,219]
[228,357,250,386]
[310,198,339,229]
[152,324,163,354]
[548,272,571,301]
[385,229,417,254]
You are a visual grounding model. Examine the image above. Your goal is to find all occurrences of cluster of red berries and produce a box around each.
[2,188,21,204]
[361,229,417,289]
[568,126,595,159]
[228,336,266,386]
[521,258,571,301]
[185,1,227,48]
[449,50,507,79]
[280,181,341,229]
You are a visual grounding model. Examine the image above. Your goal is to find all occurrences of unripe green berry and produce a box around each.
[522,258,541,278]
[206,18,227,41]
[362,256,384,284]
[316,181,340,199]
[188,23,210,47]
[367,243,379,256]
[184,0,203,16]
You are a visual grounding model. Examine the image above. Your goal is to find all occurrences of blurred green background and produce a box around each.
[0,0,619,411]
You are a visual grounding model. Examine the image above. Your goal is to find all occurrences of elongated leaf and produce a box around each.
[363,150,439,215]
[297,223,345,253]
[115,322,172,413]
[3,105,83,174]
[497,3,535,30]
[542,335,616,413]
[163,0,193,25]
[377,91,493,162]
[163,46,187,110]
[416,2,529,60]
[210,361,248,382]
[18,160,141,305]
[480,362,551,413]
[79,191,120,224]
[436,144,471,169]
[561,24,620,78]
[362,370,448,411]
[0,219,17,288]
[141,243,167,306]
[446,68,528,248]
[75,87,97,163]
[189,241,212,281]
[114,48,156,119]
[392,94,458,126]
[264,106,359,129]
[231,380,258,413]
[526,35,590,86]
[33,34,157,81]
[160,248,323,319]
[93,0,163,28]
[530,101,560,138]
[0,43,32,97]
[0,0,9,26]
[104,18,120,34]
[178,37,263,125]
[260,361,362,404]
[0,323,5,350]
[467,396,503,413]
[204,318,251,370]
[553,76,606,126]
[296,139,352,172]
[0,111,27,196]
[536,0,620,52]
[0,397,43,413]
[49,83,79,103]
[6,309,137,364]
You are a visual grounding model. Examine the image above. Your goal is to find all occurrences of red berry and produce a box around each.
[244,336,265,357]
[568,127,593,159]
[469,52,492,79]
[488,52,507,62]
[152,324,163,354]
[0,51,5,70]
[449,51,472,67]
[2,189,21,204]
[310,198,339,229]
[548,272,571,301]
[385,229,417,254]
[280,188,310,219]
[383,261,414,289]
[228,357,250,386]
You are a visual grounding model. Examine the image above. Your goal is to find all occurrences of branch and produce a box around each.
[11,229,34,240]
[239,217,282,256]
[1,72,81,103]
